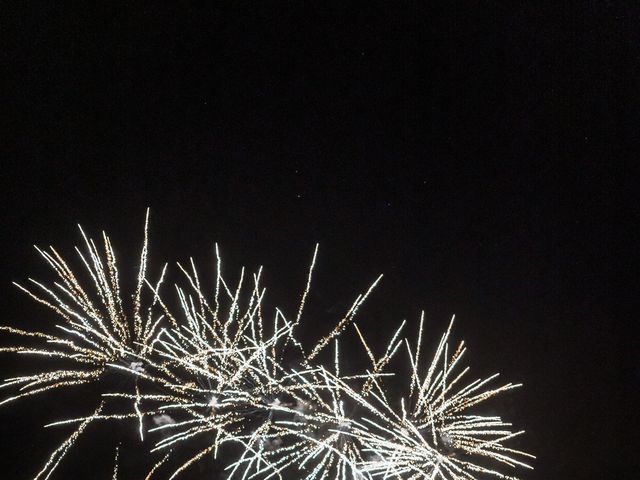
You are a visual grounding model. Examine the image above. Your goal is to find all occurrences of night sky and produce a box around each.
[2,3,636,479]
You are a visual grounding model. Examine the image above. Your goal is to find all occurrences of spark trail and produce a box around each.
[1,213,533,479]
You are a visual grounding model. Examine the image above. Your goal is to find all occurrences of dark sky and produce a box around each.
[1,3,636,479]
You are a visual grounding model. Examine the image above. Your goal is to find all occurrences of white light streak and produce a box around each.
[1,214,533,479]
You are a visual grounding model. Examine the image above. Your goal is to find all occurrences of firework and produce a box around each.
[2,214,533,479]
[349,316,535,480]
[0,210,168,478]
[140,244,383,479]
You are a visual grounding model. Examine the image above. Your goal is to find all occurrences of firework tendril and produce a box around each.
[1,211,534,479]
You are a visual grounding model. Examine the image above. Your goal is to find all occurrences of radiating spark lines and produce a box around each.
[0,210,169,477]
[352,317,535,480]
[1,213,533,479]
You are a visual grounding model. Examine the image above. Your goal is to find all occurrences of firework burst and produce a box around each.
[0,210,168,478]
[351,316,535,480]
[139,244,383,479]
[1,213,533,479]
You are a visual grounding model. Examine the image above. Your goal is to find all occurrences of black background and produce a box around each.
[1,3,637,479]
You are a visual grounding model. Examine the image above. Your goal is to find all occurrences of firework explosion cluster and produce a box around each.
[1,212,533,480]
